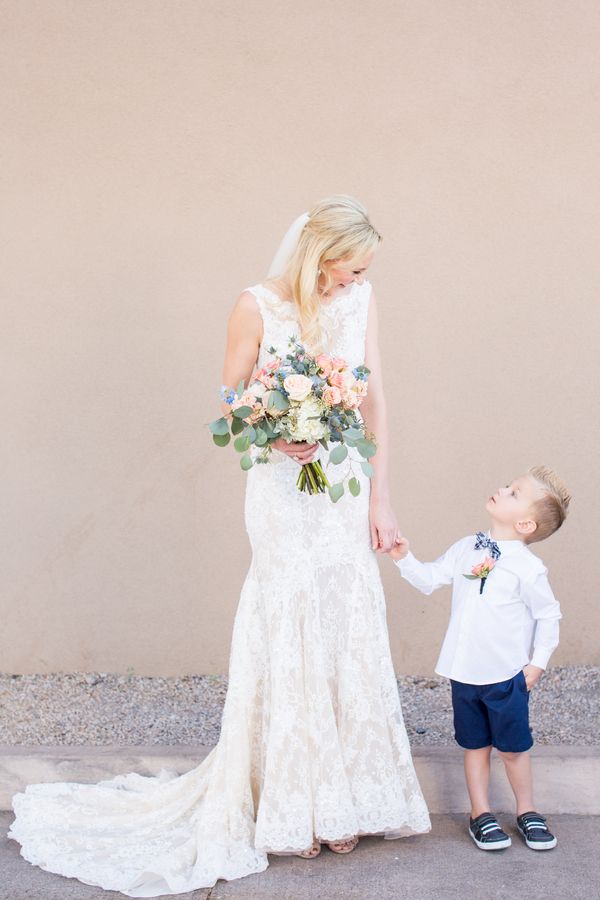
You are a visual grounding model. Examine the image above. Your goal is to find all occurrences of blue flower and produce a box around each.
[220,385,236,405]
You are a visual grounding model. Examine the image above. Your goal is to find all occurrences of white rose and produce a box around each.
[250,381,266,399]
[286,395,328,442]
[283,373,313,402]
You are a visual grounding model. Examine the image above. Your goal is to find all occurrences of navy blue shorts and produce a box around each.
[450,671,533,752]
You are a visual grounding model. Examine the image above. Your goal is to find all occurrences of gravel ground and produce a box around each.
[0,666,598,747]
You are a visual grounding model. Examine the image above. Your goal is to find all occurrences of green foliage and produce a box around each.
[231,417,244,435]
[232,406,253,419]
[267,390,289,412]
[328,482,344,503]
[356,439,376,459]
[361,461,374,477]
[212,432,231,447]
[349,477,361,496]
[234,434,251,453]
[240,454,254,470]
[208,417,229,436]
[329,444,348,465]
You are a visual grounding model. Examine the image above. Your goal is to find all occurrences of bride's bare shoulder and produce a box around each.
[234,288,260,312]
[262,276,293,302]
[227,289,262,339]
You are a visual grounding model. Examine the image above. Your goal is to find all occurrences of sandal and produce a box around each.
[327,835,359,854]
[296,839,321,859]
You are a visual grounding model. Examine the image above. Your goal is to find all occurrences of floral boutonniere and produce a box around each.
[464,556,497,594]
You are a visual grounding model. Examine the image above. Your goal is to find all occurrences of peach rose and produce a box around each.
[472,557,496,577]
[256,370,276,388]
[328,371,345,388]
[232,390,263,423]
[265,359,280,371]
[316,354,334,377]
[331,356,347,370]
[341,390,361,410]
[322,385,342,406]
[283,373,313,401]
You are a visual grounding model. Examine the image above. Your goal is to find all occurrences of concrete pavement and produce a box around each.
[3,745,600,815]
[2,812,597,900]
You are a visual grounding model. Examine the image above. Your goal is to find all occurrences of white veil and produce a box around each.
[267,212,310,278]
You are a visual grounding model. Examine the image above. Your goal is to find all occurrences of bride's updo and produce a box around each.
[282,195,382,353]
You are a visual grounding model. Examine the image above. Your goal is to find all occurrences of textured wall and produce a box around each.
[2,0,598,674]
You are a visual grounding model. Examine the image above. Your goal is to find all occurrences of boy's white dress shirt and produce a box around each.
[396,532,561,685]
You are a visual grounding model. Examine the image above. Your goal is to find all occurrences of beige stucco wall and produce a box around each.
[2,0,598,675]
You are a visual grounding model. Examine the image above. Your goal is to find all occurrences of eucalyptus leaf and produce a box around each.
[255,428,268,446]
[328,482,344,503]
[356,440,376,459]
[329,444,348,465]
[244,425,257,443]
[232,406,253,419]
[240,454,254,471]
[231,417,244,435]
[208,417,229,436]
[234,435,251,453]
[349,477,361,497]
[361,461,374,477]
[274,393,290,411]
[212,432,231,447]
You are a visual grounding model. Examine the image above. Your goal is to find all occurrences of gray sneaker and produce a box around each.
[469,812,512,850]
[516,811,557,850]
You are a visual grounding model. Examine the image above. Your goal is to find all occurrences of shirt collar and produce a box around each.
[484,530,526,557]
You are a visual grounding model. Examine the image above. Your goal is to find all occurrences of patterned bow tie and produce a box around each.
[474,531,501,560]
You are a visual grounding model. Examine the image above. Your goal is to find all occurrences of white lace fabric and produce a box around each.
[8,280,431,896]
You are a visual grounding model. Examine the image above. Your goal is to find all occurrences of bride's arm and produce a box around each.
[359,289,399,553]
[221,292,263,412]
[221,292,317,464]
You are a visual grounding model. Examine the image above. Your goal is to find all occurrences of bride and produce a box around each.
[8,195,430,897]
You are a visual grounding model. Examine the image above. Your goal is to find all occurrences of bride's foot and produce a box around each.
[296,839,321,859]
[327,835,359,854]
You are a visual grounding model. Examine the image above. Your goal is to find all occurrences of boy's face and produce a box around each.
[485,474,545,539]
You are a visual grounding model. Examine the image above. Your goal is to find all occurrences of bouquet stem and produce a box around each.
[297,460,331,494]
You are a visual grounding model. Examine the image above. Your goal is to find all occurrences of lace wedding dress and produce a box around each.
[8,280,430,897]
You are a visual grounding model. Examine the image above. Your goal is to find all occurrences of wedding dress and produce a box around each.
[8,279,430,897]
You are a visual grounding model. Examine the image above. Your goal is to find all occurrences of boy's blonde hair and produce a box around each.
[526,465,571,544]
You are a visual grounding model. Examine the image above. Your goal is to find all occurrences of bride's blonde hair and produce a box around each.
[282,195,382,352]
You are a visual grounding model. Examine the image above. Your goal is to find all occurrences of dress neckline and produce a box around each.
[258,281,358,310]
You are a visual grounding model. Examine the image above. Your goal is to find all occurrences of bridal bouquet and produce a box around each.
[209,338,376,502]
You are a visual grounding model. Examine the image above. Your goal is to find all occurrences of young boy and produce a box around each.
[389,465,571,851]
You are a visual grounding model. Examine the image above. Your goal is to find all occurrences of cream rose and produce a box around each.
[283,373,313,402]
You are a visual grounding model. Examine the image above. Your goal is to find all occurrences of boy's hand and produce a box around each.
[388,536,410,562]
[523,664,544,691]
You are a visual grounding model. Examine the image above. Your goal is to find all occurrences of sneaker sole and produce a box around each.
[469,828,512,850]
[517,828,557,850]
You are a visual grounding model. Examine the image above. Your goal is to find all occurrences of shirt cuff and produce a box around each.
[395,551,417,572]
[530,647,553,670]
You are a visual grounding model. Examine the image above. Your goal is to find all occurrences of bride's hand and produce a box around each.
[272,438,319,465]
[369,497,400,553]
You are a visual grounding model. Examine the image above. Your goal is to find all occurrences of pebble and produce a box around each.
[0,666,597,747]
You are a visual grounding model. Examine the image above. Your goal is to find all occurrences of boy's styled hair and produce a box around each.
[526,465,571,544]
